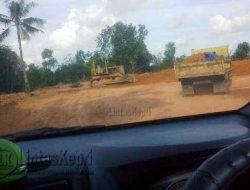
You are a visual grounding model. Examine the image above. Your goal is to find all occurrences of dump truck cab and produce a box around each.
[174,46,232,95]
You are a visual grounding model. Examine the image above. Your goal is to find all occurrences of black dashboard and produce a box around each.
[6,103,250,190]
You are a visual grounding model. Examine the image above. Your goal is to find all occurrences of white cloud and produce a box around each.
[2,0,250,64]
[48,3,118,61]
[50,20,79,47]
[2,0,149,64]
[210,13,250,34]
[175,36,190,47]
[105,0,147,15]
[48,0,149,61]
[171,15,186,28]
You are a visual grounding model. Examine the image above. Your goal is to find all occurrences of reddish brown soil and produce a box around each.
[0,60,249,136]
[135,69,176,84]
[232,59,250,76]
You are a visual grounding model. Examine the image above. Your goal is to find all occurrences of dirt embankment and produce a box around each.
[0,93,27,108]
[135,69,176,85]
[0,59,249,135]
[232,60,250,76]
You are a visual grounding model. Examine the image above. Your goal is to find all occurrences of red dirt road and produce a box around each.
[0,60,249,135]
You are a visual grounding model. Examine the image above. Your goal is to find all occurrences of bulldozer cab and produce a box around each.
[91,60,125,76]
[91,60,108,76]
[107,66,125,75]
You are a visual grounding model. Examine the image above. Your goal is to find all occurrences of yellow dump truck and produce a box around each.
[174,46,232,95]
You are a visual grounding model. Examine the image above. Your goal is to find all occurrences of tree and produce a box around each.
[0,45,24,93]
[62,54,74,65]
[75,50,92,80]
[233,42,250,60]
[176,54,186,63]
[42,48,53,59]
[75,50,92,64]
[162,42,176,68]
[41,48,57,70]
[151,53,164,71]
[75,50,93,80]
[27,64,55,90]
[0,0,45,95]
[75,50,86,64]
[97,22,152,73]
[25,49,101,90]
[133,25,152,72]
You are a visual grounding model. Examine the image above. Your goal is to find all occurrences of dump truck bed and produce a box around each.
[174,59,232,95]
[174,60,231,80]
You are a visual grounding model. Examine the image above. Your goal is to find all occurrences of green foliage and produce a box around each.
[41,48,57,70]
[0,0,45,94]
[151,54,165,71]
[176,54,186,63]
[42,58,57,70]
[41,48,53,59]
[233,42,250,60]
[162,42,176,68]
[75,50,86,64]
[75,50,92,64]
[26,49,92,90]
[151,43,176,71]
[54,60,91,84]
[97,22,152,73]
[151,54,163,66]
[56,51,92,83]
[62,54,74,65]
[27,64,54,90]
[0,45,24,93]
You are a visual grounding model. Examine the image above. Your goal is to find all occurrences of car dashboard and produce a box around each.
[5,103,250,190]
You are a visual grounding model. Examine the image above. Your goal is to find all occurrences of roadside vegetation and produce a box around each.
[0,0,45,94]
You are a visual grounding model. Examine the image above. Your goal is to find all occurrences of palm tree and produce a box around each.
[0,0,45,95]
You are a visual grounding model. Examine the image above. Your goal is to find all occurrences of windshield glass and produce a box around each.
[0,0,249,136]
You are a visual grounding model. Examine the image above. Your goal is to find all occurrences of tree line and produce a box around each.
[1,1,250,94]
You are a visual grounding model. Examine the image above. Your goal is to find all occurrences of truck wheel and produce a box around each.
[181,81,194,95]
[90,80,100,88]
[213,80,229,94]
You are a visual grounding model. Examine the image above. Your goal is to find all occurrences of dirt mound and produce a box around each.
[0,93,27,108]
[232,59,250,76]
[135,69,176,85]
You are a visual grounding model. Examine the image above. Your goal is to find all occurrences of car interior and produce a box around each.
[1,1,250,190]
[2,103,250,190]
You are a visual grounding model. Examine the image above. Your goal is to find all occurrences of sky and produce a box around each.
[1,0,250,65]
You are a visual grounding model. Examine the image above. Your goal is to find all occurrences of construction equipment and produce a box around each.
[174,46,232,95]
[90,61,135,87]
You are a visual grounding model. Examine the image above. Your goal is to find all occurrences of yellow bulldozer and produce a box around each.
[90,61,135,87]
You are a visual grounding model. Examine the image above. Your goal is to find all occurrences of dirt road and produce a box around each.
[0,60,249,135]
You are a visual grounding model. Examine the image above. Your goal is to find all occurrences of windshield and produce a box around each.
[0,0,249,136]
